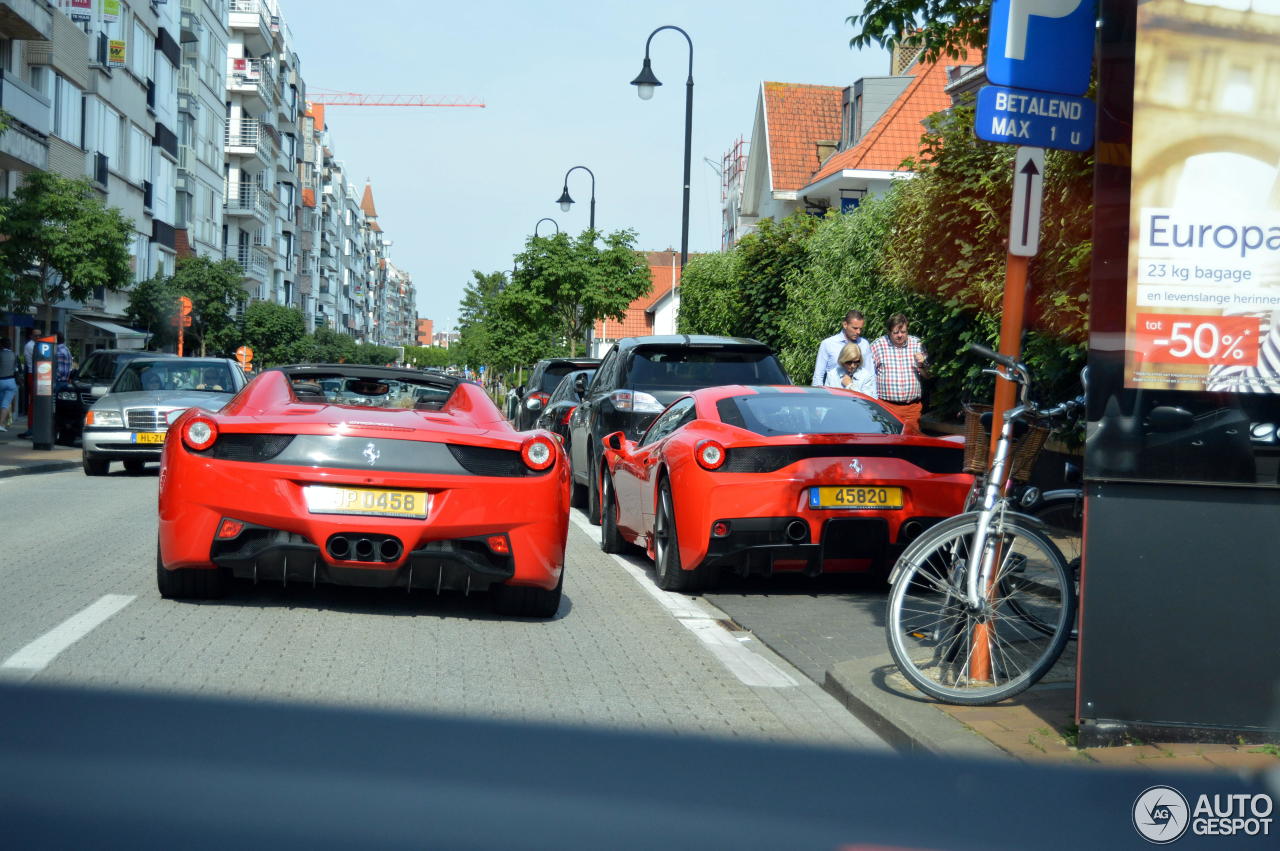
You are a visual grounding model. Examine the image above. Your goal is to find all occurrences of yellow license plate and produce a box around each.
[133,432,166,444]
[303,485,428,519]
[809,486,903,510]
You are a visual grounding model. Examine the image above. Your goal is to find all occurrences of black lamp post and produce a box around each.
[556,166,596,231]
[534,217,560,237]
[631,25,693,269]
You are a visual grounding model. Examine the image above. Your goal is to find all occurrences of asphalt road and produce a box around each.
[0,467,886,753]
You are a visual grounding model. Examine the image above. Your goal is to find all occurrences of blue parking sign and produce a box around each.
[986,0,1097,96]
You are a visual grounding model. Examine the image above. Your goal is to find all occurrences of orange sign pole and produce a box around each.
[971,251,1030,683]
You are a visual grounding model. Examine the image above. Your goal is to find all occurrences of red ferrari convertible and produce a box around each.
[600,385,972,592]
[157,365,568,617]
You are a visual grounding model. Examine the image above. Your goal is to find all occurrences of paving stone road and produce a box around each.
[0,469,887,753]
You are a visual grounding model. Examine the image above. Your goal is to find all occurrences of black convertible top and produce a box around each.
[278,364,459,392]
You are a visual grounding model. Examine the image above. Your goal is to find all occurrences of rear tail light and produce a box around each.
[560,405,576,426]
[182,414,219,451]
[696,439,726,470]
[525,392,550,411]
[486,534,511,555]
[521,436,555,471]
[608,389,665,413]
[216,518,245,539]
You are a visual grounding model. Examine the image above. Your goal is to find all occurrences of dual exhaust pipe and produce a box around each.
[327,534,403,563]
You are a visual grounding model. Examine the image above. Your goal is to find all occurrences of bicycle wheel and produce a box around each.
[1021,492,1082,639]
[886,514,1074,705]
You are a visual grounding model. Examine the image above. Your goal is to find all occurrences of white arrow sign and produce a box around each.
[1009,146,1045,257]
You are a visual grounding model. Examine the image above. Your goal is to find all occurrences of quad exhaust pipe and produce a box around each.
[326,534,403,563]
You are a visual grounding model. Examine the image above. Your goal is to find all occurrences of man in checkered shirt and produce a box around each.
[870,313,929,434]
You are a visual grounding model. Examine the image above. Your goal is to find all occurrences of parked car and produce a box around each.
[599,385,972,592]
[534,369,596,451]
[569,335,789,523]
[156,364,569,617]
[55,349,179,445]
[512,357,601,430]
[81,357,247,476]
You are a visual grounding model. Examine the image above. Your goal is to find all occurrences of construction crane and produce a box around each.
[306,90,485,108]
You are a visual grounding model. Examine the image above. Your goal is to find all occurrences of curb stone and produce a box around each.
[822,652,1008,760]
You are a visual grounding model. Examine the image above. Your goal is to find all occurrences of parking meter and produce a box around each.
[32,336,55,450]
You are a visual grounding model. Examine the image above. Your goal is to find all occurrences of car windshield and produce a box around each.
[112,361,236,393]
[539,363,594,393]
[627,347,788,391]
[716,393,903,436]
[78,352,122,382]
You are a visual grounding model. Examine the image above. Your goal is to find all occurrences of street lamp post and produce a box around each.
[631,25,693,269]
[533,217,560,237]
[556,166,596,231]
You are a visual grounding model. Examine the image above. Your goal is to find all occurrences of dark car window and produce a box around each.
[625,347,788,391]
[639,397,696,447]
[539,364,588,394]
[80,352,123,382]
[550,370,595,404]
[716,393,903,436]
[591,348,618,393]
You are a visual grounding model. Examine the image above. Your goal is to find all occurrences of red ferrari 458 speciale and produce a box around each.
[158,365,569,617]
[600,385,972,592]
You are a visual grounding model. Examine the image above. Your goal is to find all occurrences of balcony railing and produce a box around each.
[224,182,271,218]
[224,119,269,160]
[0,68,50,135]
[235,244,269,280]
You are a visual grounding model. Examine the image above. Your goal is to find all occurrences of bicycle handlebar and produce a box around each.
[968,342,1018,370]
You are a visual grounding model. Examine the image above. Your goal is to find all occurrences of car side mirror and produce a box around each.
[602,431,627,453]
[68,368,80,382]
[573,374,588,395]
[516,385,525,397]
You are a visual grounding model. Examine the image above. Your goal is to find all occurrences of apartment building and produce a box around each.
[0,0,415,352]
[176,0,229,260]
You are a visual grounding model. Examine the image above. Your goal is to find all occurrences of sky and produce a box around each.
[284,1,889,332]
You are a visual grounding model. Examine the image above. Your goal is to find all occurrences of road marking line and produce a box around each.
[1,594,136,674]
[569,512,796,688]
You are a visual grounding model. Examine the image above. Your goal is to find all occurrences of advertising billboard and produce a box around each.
[1126,0,1280,394]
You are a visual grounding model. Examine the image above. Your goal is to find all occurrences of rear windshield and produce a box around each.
[539,363,591,393]
[626,348,788,391]
[114,361,236,394]
[716,393,902,436]
[80,352,126,382]
[288,372,456,410]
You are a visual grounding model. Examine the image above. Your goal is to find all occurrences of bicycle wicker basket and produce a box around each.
[961,404,1050,482]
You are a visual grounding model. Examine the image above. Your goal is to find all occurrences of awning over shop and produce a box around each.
[71,315,150,350]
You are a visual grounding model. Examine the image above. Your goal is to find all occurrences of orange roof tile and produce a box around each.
[763,82,844,192]
[360,183,379,218]
[809,48,984,183]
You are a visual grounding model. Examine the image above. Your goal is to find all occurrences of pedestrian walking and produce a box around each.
[822,341,877,397]
[54,331,73,385]
[0,338,18,432]
[870,313,929,434]
[18,328,36,439]
[811,310,871,387]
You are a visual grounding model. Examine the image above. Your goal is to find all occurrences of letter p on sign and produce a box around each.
[986,0,1096,97]
[1004,0,1083,60]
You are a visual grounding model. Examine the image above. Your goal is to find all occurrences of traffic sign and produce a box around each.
[1009,147,1045,257]
[235,346,254,369]
[975,85,1095,152]
[986,0,1097,97]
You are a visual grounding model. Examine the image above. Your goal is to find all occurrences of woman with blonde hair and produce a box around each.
[823,341,877,397]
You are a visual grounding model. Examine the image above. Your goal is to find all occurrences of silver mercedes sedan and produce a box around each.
[81,357,248,476]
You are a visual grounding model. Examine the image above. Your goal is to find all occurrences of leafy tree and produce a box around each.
[126,273,183,350]
[170,256,247,356]
[734,212,821,352]
[509,229,652,356]
[239,301,308,366]
[454,270,507,368]
[353,342,399,365]
[847,0,990,64]
[676,251,742,337]
[404,345,455,369]
[310,325,357,363]
[0,172,133,330]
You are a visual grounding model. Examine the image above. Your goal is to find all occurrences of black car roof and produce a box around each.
[613,334,771,350]
[534,357,601,368]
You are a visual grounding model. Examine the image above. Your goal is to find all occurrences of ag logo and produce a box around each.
[1134,785,1190,844]
[362,442,380,466]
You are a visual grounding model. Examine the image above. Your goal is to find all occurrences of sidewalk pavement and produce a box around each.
[0,426,81,478]
[823,645,1280,775]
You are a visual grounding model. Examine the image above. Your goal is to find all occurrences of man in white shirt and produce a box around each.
[811,310,871,386]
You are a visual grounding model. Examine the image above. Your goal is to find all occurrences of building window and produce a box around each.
[51,74,85,147]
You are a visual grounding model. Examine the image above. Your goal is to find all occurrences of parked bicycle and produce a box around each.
[884,344,1083,705]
